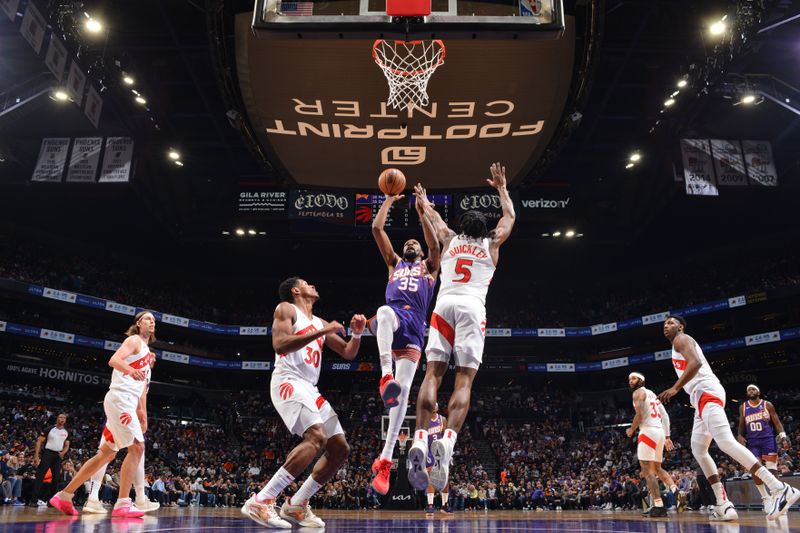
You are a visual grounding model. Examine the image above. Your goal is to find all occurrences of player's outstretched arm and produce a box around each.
[109,336,147,381]
[272,302,334,354]
[766,401,788,443]
[414,185,441,275]
[737,403,747,445]
[487,162,516,248]
[324,314,367,360]
[372,195,403,269]
[414,183,454,248]
[658,334,701,404]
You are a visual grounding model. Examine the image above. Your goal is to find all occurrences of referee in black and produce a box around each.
[32,413,70,506]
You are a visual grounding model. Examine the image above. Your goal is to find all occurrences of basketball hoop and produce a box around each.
[398,431,409,451]
[372,39,445,111]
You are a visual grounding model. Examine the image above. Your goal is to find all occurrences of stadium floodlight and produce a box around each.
[235,228,245,236]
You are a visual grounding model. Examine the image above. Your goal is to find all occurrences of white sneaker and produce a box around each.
[429,438,452,492]
[280,499,325,528]
[407,440,430,491]
[767,483,800,520]
[762,495,773,515]
[36,500,48,507]
[135,499,160,513]
[709,501,738,521]
[240,494,291,529]
[83,498,107,514]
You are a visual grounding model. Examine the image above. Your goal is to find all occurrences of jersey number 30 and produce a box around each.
[304,347,321,368]
[453,259,474,283]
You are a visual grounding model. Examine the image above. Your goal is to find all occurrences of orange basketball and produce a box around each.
[378,168,406,196]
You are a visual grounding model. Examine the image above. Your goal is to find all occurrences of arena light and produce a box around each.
[663,98,676,107]
[670,91,680,98]
[576,233,584,238]
[710,17,728,36]
[51,90,69,102]
[629,152,641,162]
[552,231,562,237]
[258,231,266,235]
[123,74,135,85]
[168,149,181,161]
[625,162,635,169]
[235,228,245,236]
[541,233,550,237]
[84,17,103,34]
[174,160,184,167]
[221,231,230,235]
[565,230,575,238]
[135,96,147,105]
[248,229,256,235]
[677,79,688,88]
[740,94,756,104]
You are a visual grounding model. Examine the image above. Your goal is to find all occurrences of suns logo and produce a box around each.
[279,382,294,400]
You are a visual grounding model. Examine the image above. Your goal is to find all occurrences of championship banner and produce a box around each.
[66,60,87,106]
[65,137,102,182]
[680,139,718,196]
[288,190,353,224]
[20,2,46,54]
[99,137,135,182]
[84,86,103,128]
[742,140,778,186]
[44,34,68,82]
[710,139,747,186]
[237,187,288,216]
[1,0,20,22]
[31,138,70,182]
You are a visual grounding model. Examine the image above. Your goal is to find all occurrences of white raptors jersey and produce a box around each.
[109,336,151,400]
[438,235,496,305]
[273,304,326,386]
[634,387,664,429]
[671,336,720,406]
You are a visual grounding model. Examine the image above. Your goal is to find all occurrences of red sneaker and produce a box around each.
[371,457,394,495]
[379,374,402,408]
[49,494,78,516]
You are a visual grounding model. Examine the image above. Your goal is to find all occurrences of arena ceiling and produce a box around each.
[0,0,798,258]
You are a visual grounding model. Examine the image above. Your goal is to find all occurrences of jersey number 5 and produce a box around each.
[304,347,321,368]
[454,259,474,283]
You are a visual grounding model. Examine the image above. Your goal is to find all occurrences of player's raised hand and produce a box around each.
[325,320,346,336]
[414,183,431,207]
[350,314,367,335]
[384,193,405,204]
[486,162,507,190]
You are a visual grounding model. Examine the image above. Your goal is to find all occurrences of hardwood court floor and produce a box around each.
[0,506,796,532]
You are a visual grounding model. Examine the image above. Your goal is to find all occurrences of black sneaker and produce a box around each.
[647,506,667,517]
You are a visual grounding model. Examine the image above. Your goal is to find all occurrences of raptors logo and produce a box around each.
[279,382,294,400]
[119,413,132,425]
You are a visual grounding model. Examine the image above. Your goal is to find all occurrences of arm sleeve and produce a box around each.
[658,403,670,436]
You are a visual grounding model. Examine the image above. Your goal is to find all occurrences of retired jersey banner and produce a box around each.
[66,137,103,182]
[742,140,778,187]
[99,137,135,183]
[84,86,103,128]
[44,34,68,82]
[31,138,70,182]
[680,139,718,196]
[1,0,20,22]
[66,60,87,106]
[710,139,747,187]
[20,1,46,54]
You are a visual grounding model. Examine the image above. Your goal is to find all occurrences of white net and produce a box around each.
[372,39,446,111]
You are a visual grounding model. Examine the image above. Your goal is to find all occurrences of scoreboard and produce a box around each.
[354,194,452,229]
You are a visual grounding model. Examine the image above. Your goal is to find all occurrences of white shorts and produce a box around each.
[637,426,666,463]
[425,295,486,370]
[270,374,344,439]
[102,391,144,452]
[690,383,728,440]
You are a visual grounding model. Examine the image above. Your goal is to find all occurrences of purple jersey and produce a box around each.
[426,413,445,467]
[744,400,775,440]
[385,259,436,318]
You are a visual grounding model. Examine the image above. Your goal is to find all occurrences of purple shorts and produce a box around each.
[368,305,426,355]
[748,437,777,458]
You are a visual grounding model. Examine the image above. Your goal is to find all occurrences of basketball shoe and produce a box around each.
[240,494,291,529]
[371,457,393,495]
[407,440,430,491]
[280,499,325,528]
[379,374,402,408]
[767,482,800,520]
[49,493,78,516]
[111,500,145,518]
[82,498,107,514]
[429,438,453,492]
[135,498,160,512]
[709,501,738,521]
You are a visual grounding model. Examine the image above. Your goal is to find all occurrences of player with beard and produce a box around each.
[659,315,800,521]
[625,372,678,517]
[368,193,440,495]
[737,384,790,513]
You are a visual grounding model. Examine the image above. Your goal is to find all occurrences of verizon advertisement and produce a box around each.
[236,14,575,190]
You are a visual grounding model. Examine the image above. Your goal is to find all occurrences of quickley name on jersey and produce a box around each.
[438,236,496,305]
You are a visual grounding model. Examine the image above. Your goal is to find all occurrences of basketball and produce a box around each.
[378,168,406,196]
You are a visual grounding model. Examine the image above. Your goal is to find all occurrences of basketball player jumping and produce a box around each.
[369,192,440,495]
[84,352,159,514]
[50,311,156,518]
[625,372,679,517]
[737,384,790,513]
[241,277,366,529]
[407,162,515,492]
[659,315,800,521]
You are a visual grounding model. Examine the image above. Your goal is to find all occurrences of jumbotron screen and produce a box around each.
[354,194,452,228]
